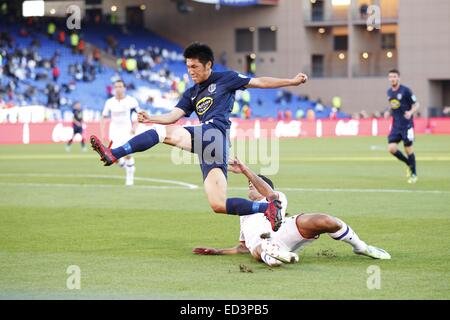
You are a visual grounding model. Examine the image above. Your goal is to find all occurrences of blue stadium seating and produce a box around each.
[0,20,349,119]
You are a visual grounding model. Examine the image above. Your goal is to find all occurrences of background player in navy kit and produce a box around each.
[66,102,86,152]
[384,69,420,184]
[90,42,308,231]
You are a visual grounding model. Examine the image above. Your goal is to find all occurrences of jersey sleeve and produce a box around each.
[225,71,252,91]
[175,89,195,117]
[130,96,140,112]
[102,100,110,117]
[406,88,417,105]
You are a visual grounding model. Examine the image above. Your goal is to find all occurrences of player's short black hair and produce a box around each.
[388,69,400,75]
[257,174,274,190]
[183,42,214,67]
[114,79,126,86]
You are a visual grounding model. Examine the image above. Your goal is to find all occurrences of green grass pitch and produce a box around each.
[0,135,449,299]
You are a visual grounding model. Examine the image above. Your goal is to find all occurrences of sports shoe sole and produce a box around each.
[90,136,114,166]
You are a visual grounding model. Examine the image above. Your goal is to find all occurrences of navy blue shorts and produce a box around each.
[183,122,230,181]
[73,125,83,135]
[388,126,414,147]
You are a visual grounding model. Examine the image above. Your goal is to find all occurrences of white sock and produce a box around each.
[125,158,135,182]
[328,218,367,252]
[260,250,282,267]
[118,158,126,168]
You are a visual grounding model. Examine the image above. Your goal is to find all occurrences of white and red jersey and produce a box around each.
[239,191,288,254]
[102,95,139,130]
[102,95,139,147]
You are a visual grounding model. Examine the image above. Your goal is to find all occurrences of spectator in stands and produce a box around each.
[70,32,79,55]
[47,21,56,39]
[277,109,283,120]
[78,38,85,55]
[295,107,305,119]
[332,95,342,111]
[242,104,251,120]
[231,101,240,118]
[120,56,127,72]
[24,85,37,104]
[46,83,60,109]
[442,106,450,117]
[359,110,369,119]
[372,111,382,118]
[93,47,101,62]
[52,65,60,82]
[106,84,113,98]
[126,56,137,73]
[58,30,65,45]
[242,90,251,106]
[106,35,118,55]
[285,109,292,121]
[315,98,324,112]
[306,109,316,120]
[329,107,338,120]
[19,27,29,37]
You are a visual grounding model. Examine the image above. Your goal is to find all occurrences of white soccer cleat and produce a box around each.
[407,174,418,184]
[261,239,299,264]
[125,178,134,186]
[353,245,391,260]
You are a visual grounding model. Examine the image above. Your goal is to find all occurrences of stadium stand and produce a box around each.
[0,17,350,121]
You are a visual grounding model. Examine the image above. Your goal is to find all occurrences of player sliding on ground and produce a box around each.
[90,42,308,231]
[193,158,391,267]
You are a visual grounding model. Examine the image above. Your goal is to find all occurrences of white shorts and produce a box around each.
[271,214,317,253]
[109,125,133,148]
[242,214,317,256]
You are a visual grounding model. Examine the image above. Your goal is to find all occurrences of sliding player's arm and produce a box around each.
[137,107,186,125]
[228,157,279,202]
[193,242,249,255]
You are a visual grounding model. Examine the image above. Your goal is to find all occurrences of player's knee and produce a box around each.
[388,145,397,154]
[210,202,226,214]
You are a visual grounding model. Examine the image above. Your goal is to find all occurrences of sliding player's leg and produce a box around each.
[296,214,391,259]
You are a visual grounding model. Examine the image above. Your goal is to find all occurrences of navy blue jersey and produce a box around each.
[73,109,83,125]
[387,85,417,128]
[176,71,251,132]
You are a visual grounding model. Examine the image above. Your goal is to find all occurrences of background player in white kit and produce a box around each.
[101,80,140,186]
[193,158,391,267]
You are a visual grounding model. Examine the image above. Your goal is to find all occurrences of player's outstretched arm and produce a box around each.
[137,107,186,125]
[228,157,279,202]
[193,242,249,255]
[245,72,308,89]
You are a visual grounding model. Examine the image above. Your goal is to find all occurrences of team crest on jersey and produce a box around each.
[208,83,216,94]
[397,93,402,100]
[196,97,213,115]
[390,99,400,109]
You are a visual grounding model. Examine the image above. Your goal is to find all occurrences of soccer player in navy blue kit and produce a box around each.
[90,43,308,231]
[385,69,420,183]
[66,101,87,152]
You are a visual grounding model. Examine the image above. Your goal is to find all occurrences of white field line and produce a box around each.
[0,173,199,189]
[0,173,448,194]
